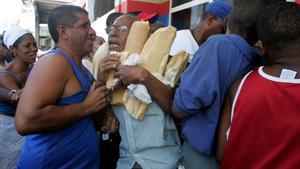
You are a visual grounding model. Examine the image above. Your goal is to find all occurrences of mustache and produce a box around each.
[108,37,120,45]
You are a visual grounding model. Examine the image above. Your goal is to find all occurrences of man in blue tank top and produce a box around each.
[15,5,108,169]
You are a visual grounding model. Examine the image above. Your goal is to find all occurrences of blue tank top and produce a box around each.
[17,49,100,169]
[0,70,24,116]
[0,100,15,115]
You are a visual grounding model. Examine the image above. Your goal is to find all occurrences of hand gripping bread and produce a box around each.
[123,26,177,120]
[108,21,150,105]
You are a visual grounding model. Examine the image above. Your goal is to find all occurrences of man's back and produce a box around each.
[173,34,256,155]
[222,67,300,169]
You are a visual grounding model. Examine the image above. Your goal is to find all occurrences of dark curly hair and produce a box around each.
[227,0,285,46]
[257,2,300,49]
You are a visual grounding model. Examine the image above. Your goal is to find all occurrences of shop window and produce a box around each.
[171,3,206,30]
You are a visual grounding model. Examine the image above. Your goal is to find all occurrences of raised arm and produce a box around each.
[15,54,108,135]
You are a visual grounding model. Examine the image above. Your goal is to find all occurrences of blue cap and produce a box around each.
[205,1,232,21]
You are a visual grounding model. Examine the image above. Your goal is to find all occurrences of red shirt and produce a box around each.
[222,67,300,169]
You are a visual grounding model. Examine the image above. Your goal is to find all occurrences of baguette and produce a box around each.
[92,42,109,79]
[109,21,150,105]
[162,50,189,88]
[124,26,177,120]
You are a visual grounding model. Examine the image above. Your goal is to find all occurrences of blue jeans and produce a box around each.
[181,142,219,169]
[0,114,24,169]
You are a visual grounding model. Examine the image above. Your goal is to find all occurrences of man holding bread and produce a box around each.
[100,14,182,169]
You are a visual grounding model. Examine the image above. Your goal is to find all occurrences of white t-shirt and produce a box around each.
[169,29,199,62]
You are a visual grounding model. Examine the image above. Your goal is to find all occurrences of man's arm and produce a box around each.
[216,77,242,162]
[115,65,173,113]
[170,106,187,119]
[92,106,118,132]
[15,54,108,135]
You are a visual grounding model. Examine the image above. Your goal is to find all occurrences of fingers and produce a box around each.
[100,60,120,73]
[94,80,105,88]
[114,66,143,85]
[109,117,118,133]
[101,57,119,66]
[105,118,112,132]
[90,82,106,92]
[85,85,109,114]
[105,115,118,133]
[89,95,107,108]
[100,63,119,73]
[94,87,109,103]
[90,82,96,91]
[97,100,109,111]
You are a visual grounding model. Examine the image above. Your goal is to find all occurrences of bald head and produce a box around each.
[108,14,139,52]
[115,14,139,24]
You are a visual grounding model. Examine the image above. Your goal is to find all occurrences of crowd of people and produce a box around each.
[0,0,299,169]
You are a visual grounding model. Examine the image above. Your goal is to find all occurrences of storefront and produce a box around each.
[92,0,232,39]
[115,0,232,28]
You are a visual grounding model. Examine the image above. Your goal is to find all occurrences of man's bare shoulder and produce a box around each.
[22,52,73,106]
[27,52,73,89]
[37,52,70,66]
[33,52,72,75]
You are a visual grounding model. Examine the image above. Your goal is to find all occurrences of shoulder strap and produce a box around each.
[0,69,23,87]
[47,49,94,91]
[226,70,253,140]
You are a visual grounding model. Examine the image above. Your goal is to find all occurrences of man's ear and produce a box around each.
[254,41,268,57]
[57,25,68,40]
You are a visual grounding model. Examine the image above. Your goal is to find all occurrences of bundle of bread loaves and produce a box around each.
[106,21,188,120]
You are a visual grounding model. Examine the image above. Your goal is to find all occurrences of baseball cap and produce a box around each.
[137,12,159,24]
[205,1,232,20]
[128,11,142,16]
